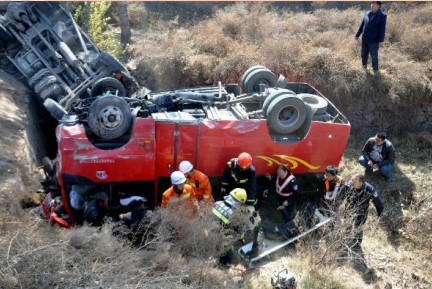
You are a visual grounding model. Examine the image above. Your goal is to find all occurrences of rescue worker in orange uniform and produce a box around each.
[179,160,214,207]
[221,152,257,207]
[161,171,199,216]
[318,165,345,215]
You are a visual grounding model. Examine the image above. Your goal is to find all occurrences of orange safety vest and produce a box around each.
[186,169,214,206]
[161,184,199,214]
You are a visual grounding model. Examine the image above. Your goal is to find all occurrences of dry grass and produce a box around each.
[2,2,432,289]
[131,2,432,136]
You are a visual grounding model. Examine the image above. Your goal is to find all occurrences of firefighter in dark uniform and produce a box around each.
[221,152,257,207]
[340,173,384,249]
[248,165,299,257]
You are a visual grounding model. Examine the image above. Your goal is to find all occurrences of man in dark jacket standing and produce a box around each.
[355,1,387,74]
[341,174,384,249]
[358,132,395,182]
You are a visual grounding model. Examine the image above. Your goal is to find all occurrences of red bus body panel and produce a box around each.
[57,118,350,180]
[46,83,352,227]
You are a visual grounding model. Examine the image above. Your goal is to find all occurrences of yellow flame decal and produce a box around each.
[256,155,320,170]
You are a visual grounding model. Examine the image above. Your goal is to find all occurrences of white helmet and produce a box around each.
[179,160,193,173]
[171,171,186,185]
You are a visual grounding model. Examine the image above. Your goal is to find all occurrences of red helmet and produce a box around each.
[238,152,252,169]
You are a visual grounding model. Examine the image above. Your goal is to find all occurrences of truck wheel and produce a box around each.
[262,89,295,117]
[266,95,307,134]
[88,94,132,139]
[43,98,67,121]
[295,104,314,138]
[225,84,241,96]
[243,68,277,94]
[297,93,328,115]
[91,77,126,98]
[241,65,266,90]
[41,156,54,176]
[98,51,128,72]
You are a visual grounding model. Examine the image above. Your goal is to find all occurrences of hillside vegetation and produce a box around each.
[130,2,432,138]
[0,2,431,289]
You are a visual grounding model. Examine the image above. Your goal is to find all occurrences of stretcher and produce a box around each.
[238,209,331,267]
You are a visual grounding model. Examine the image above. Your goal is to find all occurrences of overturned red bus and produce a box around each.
[41,67,351,227]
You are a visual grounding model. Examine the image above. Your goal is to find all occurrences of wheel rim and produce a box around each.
[253,78,271,92]
[99,105,123,129]
[103,86,119,95]
[278,106,299,126]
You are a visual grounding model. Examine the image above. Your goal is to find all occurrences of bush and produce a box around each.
[131,2,432,134]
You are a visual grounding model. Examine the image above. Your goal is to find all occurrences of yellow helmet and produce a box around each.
[230,188,247,203]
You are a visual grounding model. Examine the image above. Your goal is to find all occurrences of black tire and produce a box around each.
[225,84,241,96]
[99,51,127,72]
[88,94,132,139]
[41,156,54,176]
[262,89,295,117]
[244,68,277,94]
[296,104,314,139]
[43,98,67,121]
[241,65,266,90]
[297,93,328,115]
[266,95,307,134]
[91,77,126,98]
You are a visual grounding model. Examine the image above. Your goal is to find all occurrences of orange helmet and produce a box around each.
[238,152,252,169]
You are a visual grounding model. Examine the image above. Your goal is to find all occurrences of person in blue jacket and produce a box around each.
[355,1,387,74]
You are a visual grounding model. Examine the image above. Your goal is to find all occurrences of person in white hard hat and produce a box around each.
[161,171,199,217]
[179,160,214,207]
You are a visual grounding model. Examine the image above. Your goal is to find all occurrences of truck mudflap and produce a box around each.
[238,209,331,267]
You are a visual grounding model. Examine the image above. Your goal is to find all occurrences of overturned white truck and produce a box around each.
[0,1,132,120]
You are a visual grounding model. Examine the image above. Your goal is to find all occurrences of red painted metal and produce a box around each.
[43,84,351,227]
[56,118,350,180]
